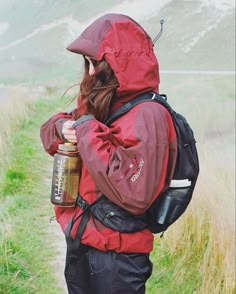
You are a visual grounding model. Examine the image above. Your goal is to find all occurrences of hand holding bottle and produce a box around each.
[62,120,77,143]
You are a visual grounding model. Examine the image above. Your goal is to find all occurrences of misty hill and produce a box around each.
[0,0,235,84]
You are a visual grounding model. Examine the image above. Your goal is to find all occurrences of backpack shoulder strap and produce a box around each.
[105,92,174,126]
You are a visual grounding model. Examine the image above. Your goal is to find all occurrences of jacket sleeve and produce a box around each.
[40,110,77,156]
[74,103,177,214]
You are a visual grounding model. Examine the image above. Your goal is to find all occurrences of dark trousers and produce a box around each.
[64,243,153,294]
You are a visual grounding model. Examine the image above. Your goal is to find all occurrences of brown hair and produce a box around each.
[79,58,119,122]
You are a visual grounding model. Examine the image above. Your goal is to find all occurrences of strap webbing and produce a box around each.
[66,211,90,253]
[105,92,172,126]
[65,194,105,247]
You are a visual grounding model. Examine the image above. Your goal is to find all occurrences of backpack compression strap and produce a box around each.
[105,92,174,126]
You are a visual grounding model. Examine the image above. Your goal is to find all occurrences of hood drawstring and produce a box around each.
[152,19,165,45]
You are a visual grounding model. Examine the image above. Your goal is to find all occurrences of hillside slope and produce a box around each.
[0,0,235,83]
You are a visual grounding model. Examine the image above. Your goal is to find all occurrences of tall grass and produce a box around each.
[147,189,235,293]
[0,86,37,167]
[0,91,69,294]
[147,76,235,293]
[147,155,235,293]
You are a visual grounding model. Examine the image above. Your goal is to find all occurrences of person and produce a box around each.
[40,13,177,294]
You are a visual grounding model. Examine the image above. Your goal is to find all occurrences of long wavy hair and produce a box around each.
[79,57,119,122]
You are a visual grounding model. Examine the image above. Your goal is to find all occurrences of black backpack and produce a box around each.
[65,92,199,244]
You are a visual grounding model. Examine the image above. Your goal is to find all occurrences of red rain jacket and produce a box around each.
[40,13,177,253]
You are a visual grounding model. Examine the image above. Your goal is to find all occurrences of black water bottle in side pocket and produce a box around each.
[155,179,192,225]
[147,179,193,233]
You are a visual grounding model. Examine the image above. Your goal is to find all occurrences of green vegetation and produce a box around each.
[147,207,235,294]
[146,74,235,294]
[0,95,67,294]
[147,214,210,294]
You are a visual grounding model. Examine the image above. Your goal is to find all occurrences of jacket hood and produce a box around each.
[67,13,159,99]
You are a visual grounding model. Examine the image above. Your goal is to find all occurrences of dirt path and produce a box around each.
[47,219,67,294]
[42,171,68,293]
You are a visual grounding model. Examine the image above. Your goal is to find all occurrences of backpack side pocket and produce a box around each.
[147,182,193,233]
[155,186,191,225]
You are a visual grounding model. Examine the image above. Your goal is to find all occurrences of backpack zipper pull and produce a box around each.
[106,212,115,218]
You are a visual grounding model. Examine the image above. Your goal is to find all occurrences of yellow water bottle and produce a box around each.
[51,143,81,206]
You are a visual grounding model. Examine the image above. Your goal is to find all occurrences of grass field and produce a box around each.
[0,92,69,293]
[147,73,235,293]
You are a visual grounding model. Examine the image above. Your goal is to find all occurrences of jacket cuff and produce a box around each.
[72,115,94,128]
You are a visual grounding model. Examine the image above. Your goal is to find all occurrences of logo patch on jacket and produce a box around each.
[130,158,144,183]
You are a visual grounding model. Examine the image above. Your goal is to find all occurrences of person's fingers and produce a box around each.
[62,121,77,143]
[63,132,77,142]
[63,120,76,129]
[65,135,77,143]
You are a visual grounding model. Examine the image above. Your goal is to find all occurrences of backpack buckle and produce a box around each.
[76,194,90,210]
[151,92,156,100]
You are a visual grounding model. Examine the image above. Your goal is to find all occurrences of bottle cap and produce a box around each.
[58,143,78,152]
